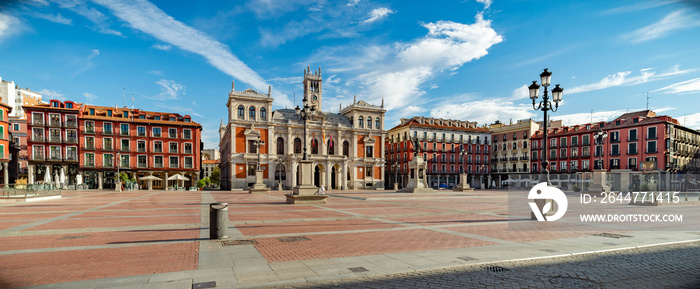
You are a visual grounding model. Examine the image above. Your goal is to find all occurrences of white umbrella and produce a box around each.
[140,175,162,191]
[76,173,83,185]
[44,169,51,184]
[54,172,59,186]
[166,173,189,188]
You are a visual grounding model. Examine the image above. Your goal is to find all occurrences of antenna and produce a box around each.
[590,109,593,124]
[644,91,651,110]
[123,88,125,107]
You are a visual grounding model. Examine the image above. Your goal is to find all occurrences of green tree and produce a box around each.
[211,167,220,187]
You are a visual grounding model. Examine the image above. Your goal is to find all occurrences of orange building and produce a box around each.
[0,102,11,185]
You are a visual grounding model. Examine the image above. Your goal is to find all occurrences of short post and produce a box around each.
[209,203,229,239]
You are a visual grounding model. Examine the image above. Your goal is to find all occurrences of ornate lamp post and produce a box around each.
[529,68,564,185]
[252,136,265,170]
[593,129,608,170]
[295,98,316,160]
[115,152,121,191]
[392,163,400,190]
[459,147,467,174]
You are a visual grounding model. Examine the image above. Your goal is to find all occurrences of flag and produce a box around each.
[322,130,326,145]
[329,135,333,147]
[312,132,316,145]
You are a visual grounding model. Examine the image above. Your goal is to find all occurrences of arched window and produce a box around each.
[260,108,267,120]
[375,118,380,130]
[367,117,372,129]
[358,116,364,128]
[275,164,286,181]
[249,106,256,119]
[293,138,302,154]
[276,137,284,155]
[311,138,319,154]
[343,141,349,157]
[327,138,335,155]
[237,105,244,119]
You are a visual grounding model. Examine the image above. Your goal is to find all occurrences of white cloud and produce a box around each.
[567,65,694,94]
[38,89,66,101]
[507,84,529,101]
[682,113,700,129]
[347,0,360,7]
[34,13,73,25]
[149,70,163,75]
[91,0,291,107]
[0,12,21,41]
[149,79,185,100]
[476,0,492,9]
[655,78,700,94]
[361,7,394,24]
[54,0,123,36]
[623,9,700,44]
[401,105,426,116]
[83,92,98,103]
[600,1,675,15]
[72,49,100,78]
[430,98,533,125]
[358,13,503,111]
[152,44,171,51]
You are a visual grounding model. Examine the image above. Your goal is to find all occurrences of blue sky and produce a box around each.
[1,0,700,149]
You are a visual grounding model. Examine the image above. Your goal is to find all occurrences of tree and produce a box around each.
[210,167,220,188]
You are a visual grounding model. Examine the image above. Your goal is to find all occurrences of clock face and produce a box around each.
[312,95,318,101]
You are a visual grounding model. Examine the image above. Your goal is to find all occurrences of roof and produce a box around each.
[531,111,673,140]
[80,104,202,127]
[203,160,218,164]
[389,117,489,133]
[272,109,353,126]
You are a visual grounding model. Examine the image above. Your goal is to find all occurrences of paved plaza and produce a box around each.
[0,189,698,288]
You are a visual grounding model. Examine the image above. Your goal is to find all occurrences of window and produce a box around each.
[647,141,657,153]
[611,131,620,142]
[610,158,620,169]
[629,129,638,141]
[170,142,178,153]
[647,127,657,139]
[571,148,578,157]
[311,139,318,154]
[154,141,163,153]
[277,137,285,155]
[366,146,373,157]
[85,121,95,134]
[123,111,128,118]
[137,155,147,168]
[49,146,61,160]
[153,127,161,137]
[183,129,191,139]
[137,126,146,137]
[107,110,112,117]
[137,140,146,152]
[32,112,44,125]
[89,108,95,115]
[249,106,256,119]
[628,158,637,170]
[628,143,637,154]
[85,136,95,150]
[293,138,302,154]
[343,141,349,157]
[184,143,192,154]
[65,115,77,127]
[248,164,256,176]
[583,160,590,170]
[66,102,73,109]
[120,123,129,136]
[367,117,372,129]
[260,108,266,120]
[560,148,567,158]
[571,136,578,146]
[169,128,177,138]
[120,154,129,168]
[170,117,176,121]
[184,157,193,168]
[104,123,113,135]
[104,154,113,167]
[582,135,590,145]
[139,115,145,119]
[358,116,364,128]
[237,106,244,118]
[611,144,619,156]
[121,139,129,152]
[328,139,334,155]
[155,115,161,120]
[550,138,557,148]
[85,153,95,166]
[154,156,163,168]
[49,128,60,142]
[12,124,19,131]
[375,118,380,129]
[103,138,113,151]
[169,156,179,168]
[560,137,567,147]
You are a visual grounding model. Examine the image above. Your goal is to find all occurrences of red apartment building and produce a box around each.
[9,117,28,180]
[386,116,492,189]
[25,100,80,185]
[530,110,700,174]
[0,102,12,185]
[26,100,203,189]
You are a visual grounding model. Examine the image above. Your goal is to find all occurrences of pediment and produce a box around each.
[363,136,376,144]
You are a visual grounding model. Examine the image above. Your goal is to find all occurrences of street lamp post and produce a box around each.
[459,147,467,174]
[529,68,564,185]
[252,136,265,170]
[392,163,400,190]
[116,152,121,191]
[295,98,316,160]
[593,129,608,170]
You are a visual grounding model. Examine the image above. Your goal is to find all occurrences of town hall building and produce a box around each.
[219,66,387,190]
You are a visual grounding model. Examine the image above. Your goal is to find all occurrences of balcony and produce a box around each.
[48,154,62,162]
[47,137,62,144]
[120,131,130,136]
[31,135,45,143]
[120,147,131,153]
[31,120,45,126]
[560,143,568,148]
[31,154,45,161]
[48,121,61,128]
[582,153,591,158]
[520,156,529,161]
[491,158,498,163]
[549,144,557,149]
[103,146,114,152]
[83,145,95,151]
[549,156,558,160]
[84,129,95,135]
[570,155,579,159]
[65,156,78,163]
[102,130,113,136]
[65,121,78,128]
[571,142,579,147]
[84,162,95,168]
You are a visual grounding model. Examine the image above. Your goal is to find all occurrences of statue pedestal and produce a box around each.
[115,181,122,192]
[287,160,327,204]
[393,183,398,191]
[400,156,435,194]
[585,169,610,194]
[249,170,270,194]
[453,173,474,192]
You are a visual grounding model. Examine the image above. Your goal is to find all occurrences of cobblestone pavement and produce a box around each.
[274,241,700,289]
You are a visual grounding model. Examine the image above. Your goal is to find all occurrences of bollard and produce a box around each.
[209,202,229,239]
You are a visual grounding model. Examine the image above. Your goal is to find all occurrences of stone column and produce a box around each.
[98,171,103,189]
[342,161,348,190]
[165,172,169,188]
[3,162,8,186]
[28,164,35,184]
[325,163,331,189]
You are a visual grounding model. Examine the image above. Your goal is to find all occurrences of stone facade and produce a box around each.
[488,119,540,186]
[219,67,386,190]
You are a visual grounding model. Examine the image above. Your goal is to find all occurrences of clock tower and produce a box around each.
[303,65,323,112]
